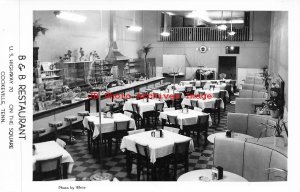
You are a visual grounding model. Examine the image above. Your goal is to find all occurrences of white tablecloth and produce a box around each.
[120,130,194,163]
[203,83,226,90]
[152,90,184,101]
[181,98,224,109]
[83,113,136,139]
[159,109,212,128]
[167,84,196,92]
[123,99,167,118]
[33,141,74,174]
[207,132,254,143]
[194,89,229,98]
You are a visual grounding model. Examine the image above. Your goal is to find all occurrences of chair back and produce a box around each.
[164,126,180,134]
[132,103,140,114]
[211,81,217,84]
[174,140,190,160]
[185,86,193,93]
[167,115,178,125]
[114,120,130,131]
[197,114,209,131]
[155,102,164,112]
[190,100,199,108]
[189,82,196,86]
[128,129,145,135]
[88,121,95,134]
[220,80,225,84]
[200,82,206,88]
[214,99,222,109]
[135,143,150,158]
[35,155,62,180]
[174,93,182,100]
[210,84,216,90]
[219,90,226,99]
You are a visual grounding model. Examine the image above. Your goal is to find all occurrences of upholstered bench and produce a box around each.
[227,113,277,138]
[235,98,267,114]
[213,137,287,181]
[239,90,268,98]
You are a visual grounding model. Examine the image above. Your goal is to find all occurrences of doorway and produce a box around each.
[218,56,236,79]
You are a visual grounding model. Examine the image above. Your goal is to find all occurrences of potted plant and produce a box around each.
[259,118,288,147]
[267,100,280,118]
[141,44,152,79]
[260,66,271,90]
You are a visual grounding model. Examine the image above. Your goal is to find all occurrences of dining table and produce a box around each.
[177,169,248,182]
[194,89,229,98]
[83,113,136,140]
[120,130,194,175]
[181,97,224,109]
[152,90,184,101]
[159,109,212,129]
[167,84,196,92]
[207,132,254,144]
[33,141,74,178]
[122,98,167,118]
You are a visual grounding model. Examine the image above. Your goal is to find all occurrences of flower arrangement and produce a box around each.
[259,117,288,137]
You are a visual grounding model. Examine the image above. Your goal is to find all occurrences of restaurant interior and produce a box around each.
[32,10,288,182]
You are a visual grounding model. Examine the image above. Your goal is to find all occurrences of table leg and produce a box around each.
[62,163,69,179]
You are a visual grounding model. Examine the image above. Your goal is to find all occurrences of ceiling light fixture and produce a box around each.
[166,12,175,16]
[217,11,227,31]
[126,11,142,32]
[161,12,170,37]
[228,11,236,36]
[54,11,86,23]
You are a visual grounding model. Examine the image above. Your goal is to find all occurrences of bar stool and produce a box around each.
[33,128,46,143]
[77,111,90,135]
[49,121,63,140]
[63,116,78,144]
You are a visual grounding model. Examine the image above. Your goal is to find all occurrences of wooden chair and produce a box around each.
[204,99,222,124]
[34,155,62,181]
[169,141,190,180]
[131,103,143,128]
[218,90,227,111]
[190,100,199,109]
[167,115,180,129]
[188,115,209,145]
[113,120,130,154]
[173,93,183,110]
[210,84,216,90]
[184,86,194,96]
[135,143,153,181]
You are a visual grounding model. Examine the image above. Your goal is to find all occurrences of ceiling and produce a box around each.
[164,10,246,24]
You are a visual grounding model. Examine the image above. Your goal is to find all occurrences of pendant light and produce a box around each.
[228,11,236,36]
[161,12,170,36]
[217,11,227,30]
[126,11,142,32]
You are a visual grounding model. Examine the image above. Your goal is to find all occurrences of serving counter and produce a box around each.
[33,77,167,137]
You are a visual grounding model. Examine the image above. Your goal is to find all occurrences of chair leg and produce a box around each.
[218,110,220,124]
[173,162,177,180]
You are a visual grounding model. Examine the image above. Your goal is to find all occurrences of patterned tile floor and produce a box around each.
[66,102,235,181]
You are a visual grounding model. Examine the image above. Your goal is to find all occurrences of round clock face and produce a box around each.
[200,45,207,53]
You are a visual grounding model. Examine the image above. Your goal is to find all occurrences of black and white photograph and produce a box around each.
[1,0,300,192]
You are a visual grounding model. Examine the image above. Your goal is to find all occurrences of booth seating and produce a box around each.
[227,113,277,138]
[213,137,287,181]
[235,98,266,114]
[239,90,268,99]
[244,76,264,84]
[242,84,266,92]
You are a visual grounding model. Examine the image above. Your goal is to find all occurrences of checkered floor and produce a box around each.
[66,102,235,181]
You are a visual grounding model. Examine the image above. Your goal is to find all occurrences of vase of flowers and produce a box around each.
[141,44,152,79]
